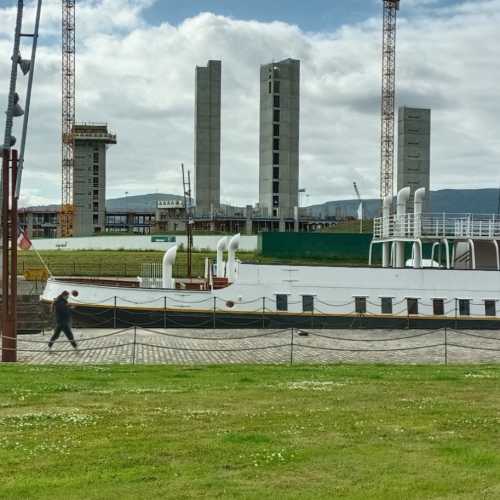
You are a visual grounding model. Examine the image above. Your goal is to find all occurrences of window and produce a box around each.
[273,95,280,108]
[273,167,279,180]
[273,124,280,137]
[302,295,314,313]
[273,181,279,194]
[485,300,497,317]
[459,299,470,316]
[93,152,99,163]
[355,297,367,314]
[381,297,393,315]
[433,299,445,316]
[273,138,280,151]
[268,81,272,94]
[273,81,280,93]
[93,214,98,224]
[276,294,288,312]
[407,298,419,315]
[272,209,279,217]
[272,195,279,207]
[273,109,280,122]
[273,152,280,165]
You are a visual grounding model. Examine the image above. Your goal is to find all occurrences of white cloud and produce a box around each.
[1,0,499,208]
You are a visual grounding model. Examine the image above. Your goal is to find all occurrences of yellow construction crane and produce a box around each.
[60,0,75,237]
[380,0,400,202]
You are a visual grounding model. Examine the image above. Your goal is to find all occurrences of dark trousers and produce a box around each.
[49,323,77,348]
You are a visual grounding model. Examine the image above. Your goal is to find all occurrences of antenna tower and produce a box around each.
[60,0,76,236]
[380,0,400,201]
[182,164,193,279]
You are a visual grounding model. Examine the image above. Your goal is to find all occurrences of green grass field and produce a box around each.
[18,250,366,278]
[1,364,499,499]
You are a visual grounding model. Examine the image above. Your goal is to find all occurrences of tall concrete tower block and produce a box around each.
[195,60,221,214]
[259,58,300,219]
[397,107,431,210]
[73,123,116,237]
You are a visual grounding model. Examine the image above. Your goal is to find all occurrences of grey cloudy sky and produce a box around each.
[0,0,499,207]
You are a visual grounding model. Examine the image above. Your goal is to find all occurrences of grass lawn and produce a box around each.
[18,250,366,278]
[0,364,499,499]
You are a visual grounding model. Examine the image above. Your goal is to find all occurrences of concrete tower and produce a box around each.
[195,60,221,215]
[259,58,300,219]
[397,106,431,210]
[73,123,116,236]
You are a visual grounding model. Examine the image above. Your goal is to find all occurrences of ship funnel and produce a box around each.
[216,236,229,278]
[227,234,241,282]
[162,245,177,289]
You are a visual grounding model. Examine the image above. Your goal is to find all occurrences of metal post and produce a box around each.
[163,296,167,329]
[444,327,448,366]
[2,149,18,362]
[2,150,11,358]
[262,296,266,329]
[132,326,137,365]
[290,328,294,366]
[113,296,117,328]
[213,296,217,330]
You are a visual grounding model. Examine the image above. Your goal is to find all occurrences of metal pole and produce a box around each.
[290,328,294,366]
[444,327,448,366]
[16,0,42,198]
[113,296,117,328]
[132,326,137,365]
[262,296,266,329]
[163,296,167,329]
[2,150,10,338]
[213,296,216,330]
[10,151,18,361]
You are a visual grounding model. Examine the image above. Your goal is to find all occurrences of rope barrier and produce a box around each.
[134,342,291,353]
[138,327,292,341]
[296,328,444,342]
[293,342,445,353]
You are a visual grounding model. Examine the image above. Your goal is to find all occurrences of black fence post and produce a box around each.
[444,327,448,366]
[163,296,167,329]
[132,326,137,365]
[113,296,117,329]
[213,297,217,330]
[290,328,294,366]
[262,297,266,329]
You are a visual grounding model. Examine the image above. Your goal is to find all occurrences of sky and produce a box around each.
[0,0,499,207]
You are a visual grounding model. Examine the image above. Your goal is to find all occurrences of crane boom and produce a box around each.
[353,182,361,202]
[60,0,76,237]
[380,0,400,202]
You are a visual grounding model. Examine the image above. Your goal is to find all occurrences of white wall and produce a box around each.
[31,235,258,252]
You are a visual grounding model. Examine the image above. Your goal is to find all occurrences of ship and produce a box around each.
[40,188,500,330]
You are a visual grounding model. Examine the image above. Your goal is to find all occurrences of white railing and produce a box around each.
[373,213,500,240]
[140,263,163,288]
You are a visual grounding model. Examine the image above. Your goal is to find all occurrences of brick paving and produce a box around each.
[3,327,500,365]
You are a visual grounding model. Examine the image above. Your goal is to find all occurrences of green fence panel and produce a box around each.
[258,233,433,263]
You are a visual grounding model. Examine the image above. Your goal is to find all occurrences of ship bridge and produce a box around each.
[371,187,500,270]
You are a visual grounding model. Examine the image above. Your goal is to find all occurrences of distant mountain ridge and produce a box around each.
[23,189,500,217]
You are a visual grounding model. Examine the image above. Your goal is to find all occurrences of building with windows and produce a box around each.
[195,60,221,215]
[397,107,431,210]
[259,58,300,219]
[73,123,117,236]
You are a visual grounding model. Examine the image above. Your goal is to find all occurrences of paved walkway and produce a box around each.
[3,327,500,364]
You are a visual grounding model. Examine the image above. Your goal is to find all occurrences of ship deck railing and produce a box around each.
[373,213,500,241]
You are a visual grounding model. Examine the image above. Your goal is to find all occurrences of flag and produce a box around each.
[18,227,32,250]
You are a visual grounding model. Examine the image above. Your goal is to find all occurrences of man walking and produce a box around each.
[48,291,78,351]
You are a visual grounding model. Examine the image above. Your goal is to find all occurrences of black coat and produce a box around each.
[54,296,71,324]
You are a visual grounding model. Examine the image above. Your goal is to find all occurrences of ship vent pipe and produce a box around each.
[396,187,411,267]
[216,236,229,278]
[382,194,392,267]
[413,187,426,238]
[227,234,241,282]
[162,245,177,289]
